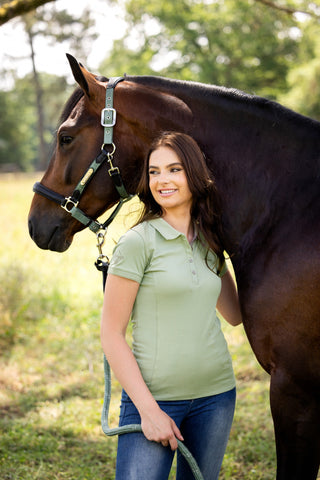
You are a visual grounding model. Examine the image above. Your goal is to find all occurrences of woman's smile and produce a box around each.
[158,188,177,197]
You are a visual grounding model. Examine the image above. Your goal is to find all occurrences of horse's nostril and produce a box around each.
[28,218,34,238]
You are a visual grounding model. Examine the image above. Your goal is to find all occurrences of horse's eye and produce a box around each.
[60,135,73,146]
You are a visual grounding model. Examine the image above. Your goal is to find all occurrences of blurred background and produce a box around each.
[0,0,320,173]
[0,1,319,479]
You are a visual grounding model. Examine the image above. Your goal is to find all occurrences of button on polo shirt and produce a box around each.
[108,218,235,400]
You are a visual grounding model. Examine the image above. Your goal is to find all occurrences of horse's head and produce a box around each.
[28,55,149,251]
[28,55,195,251]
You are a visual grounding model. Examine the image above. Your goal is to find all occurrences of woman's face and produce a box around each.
[148,146,193,214]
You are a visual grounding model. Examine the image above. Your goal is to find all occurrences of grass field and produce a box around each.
[0,173,279,479]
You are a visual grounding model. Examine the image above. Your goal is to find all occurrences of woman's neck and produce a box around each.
[162,209,194,243]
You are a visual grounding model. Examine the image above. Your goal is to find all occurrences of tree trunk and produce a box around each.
[26,26,47,170]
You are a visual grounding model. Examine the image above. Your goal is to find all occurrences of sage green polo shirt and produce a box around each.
[109,218,235,400]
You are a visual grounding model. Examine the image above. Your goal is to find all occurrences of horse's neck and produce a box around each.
[186,91,320,263]
[123,77,320,264]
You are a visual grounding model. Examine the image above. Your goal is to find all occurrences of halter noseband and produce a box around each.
[33,77,133,235]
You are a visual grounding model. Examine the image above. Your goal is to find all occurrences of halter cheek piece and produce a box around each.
[32,77,133,268]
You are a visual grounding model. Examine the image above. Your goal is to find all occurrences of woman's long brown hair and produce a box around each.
[136,132,225,273]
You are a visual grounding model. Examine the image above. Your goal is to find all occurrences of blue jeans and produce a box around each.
[115,388,236,480]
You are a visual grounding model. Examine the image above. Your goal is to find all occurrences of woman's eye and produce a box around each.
[60,135,73,146]
[149,169,159,175]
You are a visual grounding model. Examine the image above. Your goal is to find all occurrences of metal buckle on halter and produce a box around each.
[62,196,79,213]
[108,165,120,176]
[101,108,117,127]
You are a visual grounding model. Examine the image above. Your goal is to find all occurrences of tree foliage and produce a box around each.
[21,6,97,169]
[0,73,72,171]
[0,91,30,171]
[100,0,320,104]
[254,0,320,18]
[0,2,97,171]
[279,16,320,119]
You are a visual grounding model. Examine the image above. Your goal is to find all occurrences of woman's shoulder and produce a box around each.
[109,221,154,276]
[114,221,153,252]
[122,220,152,241]
[131,220,151,235]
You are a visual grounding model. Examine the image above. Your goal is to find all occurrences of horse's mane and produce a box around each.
[60,74,319,135]
[126,74,320,131]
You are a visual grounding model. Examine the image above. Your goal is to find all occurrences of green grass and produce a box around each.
[0,173,279,479]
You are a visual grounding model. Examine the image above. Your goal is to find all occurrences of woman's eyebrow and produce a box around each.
[148,162,182,169]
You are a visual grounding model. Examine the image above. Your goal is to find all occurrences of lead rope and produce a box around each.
[96,235,205,480]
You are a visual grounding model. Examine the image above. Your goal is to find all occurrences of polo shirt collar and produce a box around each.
[149,217,198,242]
[149,218,181,240]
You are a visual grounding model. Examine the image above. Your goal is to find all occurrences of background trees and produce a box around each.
[101,0,319,100]
[0,0,96,170]
[279,17,320,119]
[1,0,319,171]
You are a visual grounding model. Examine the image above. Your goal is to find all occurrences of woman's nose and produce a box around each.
[157,171,169,183]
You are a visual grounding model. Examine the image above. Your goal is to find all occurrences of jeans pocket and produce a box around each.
[119,393,141,427]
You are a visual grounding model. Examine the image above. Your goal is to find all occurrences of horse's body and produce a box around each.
[28,55,320,479]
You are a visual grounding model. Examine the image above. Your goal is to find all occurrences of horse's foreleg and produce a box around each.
[270,369,320,480]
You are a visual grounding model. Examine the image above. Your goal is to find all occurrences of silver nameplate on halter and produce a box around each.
[101,108,117,127]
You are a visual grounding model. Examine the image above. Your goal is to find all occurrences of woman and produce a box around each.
[101,131,242,480]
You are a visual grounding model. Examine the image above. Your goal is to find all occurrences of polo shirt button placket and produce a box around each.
[188,257,198,282]
[184,238,198,282]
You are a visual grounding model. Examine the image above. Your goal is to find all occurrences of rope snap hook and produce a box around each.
[95,229,110,278]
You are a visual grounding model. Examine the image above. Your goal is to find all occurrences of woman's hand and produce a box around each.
[140,406,184,451]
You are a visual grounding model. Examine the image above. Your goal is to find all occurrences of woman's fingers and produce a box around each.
[172,421,184,442]
[167,433,178,451]
[141,410,183,451]
[167,420,184,450]
[158,431,177,450]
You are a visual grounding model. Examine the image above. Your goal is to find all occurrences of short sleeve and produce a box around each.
[108,228,149,283]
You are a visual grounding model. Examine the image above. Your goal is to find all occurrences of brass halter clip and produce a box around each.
[95,229,110,271]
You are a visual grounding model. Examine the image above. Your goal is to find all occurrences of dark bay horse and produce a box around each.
[28,54,320,479]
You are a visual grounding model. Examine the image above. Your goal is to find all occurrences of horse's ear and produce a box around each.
[66,54,106,102]
[66,54,90,95]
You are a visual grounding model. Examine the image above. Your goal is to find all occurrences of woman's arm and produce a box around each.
[101,273,183,450]
[217,270,242,326]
